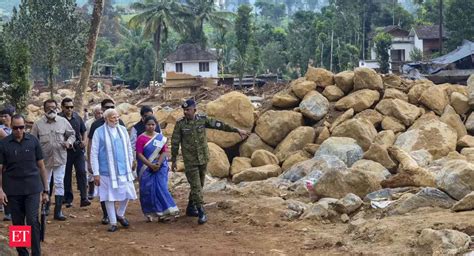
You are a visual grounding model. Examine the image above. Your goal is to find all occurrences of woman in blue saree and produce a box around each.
[136,116,179,222]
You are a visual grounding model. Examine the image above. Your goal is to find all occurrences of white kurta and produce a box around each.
[91,125,137,202]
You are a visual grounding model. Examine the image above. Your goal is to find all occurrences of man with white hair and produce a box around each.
[90,108,137,232]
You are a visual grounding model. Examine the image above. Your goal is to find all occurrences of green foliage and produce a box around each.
[446,0,474,51]
[374,32,392,74]
[287,10,317,76]
[234,4,252,84]
[409,47,423,61]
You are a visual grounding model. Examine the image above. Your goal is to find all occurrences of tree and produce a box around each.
[7,42,31,112]
[287,10,317,76]
[374,32,392,74]
[129,0,188,83]
[234,4,252,87]
[446,0,474,50]
[74,0,105,116]
[409,47,423,61]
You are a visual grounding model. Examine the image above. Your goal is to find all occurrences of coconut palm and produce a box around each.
[128,0,188,83]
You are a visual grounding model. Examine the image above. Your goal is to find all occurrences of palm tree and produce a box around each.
[128,0,188,83]
[184,0,235,49]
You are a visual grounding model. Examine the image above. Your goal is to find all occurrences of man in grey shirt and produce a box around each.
[31,99,75,221]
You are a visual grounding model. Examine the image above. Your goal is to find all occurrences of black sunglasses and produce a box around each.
[12,126,25,130]
[64,106,74,109]
[104,106,115,109]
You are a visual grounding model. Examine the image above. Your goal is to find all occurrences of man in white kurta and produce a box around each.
[90,109,137,232]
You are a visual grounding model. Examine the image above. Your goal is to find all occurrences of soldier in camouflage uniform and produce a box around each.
[171,99,249,224]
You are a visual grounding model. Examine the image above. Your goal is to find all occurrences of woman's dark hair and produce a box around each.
[143,115,158,125]
[140,105,153,116]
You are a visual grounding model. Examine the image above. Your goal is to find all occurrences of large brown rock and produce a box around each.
[206,91,254,131]
[353,67,383,91]
[331,118,377,151]
[251,149,279,167]
[232,164,282,183]
[305,66,334,88]
[436,160,474,200]
[375,98,422,126]
[450,92,469,115]
[419,85,449,115]
[440,105,466,139]
[315,126,330,144]
[239,133,274,158]
[335,89,380,113]
[395,118,457,159]
[255,110,304,146]
[116,103,138,115]
[299,91,329,121]
[230,157,252,176]
[315,137,364,167]
[207,142,230,178]
[291,79,317,99]
[354,109,383,127]
[351,159,391,182]
[382,74,402,90]
[418,228,471,255]
[281,150,311,172]
[457,135,474,148]
[383,88,408,102]
[334,71,354,93]
[451,191,474,212]
[322,85,345,101]
[122,112,141,129]
[407,80,433,105]
[381,116,406,133]
[207,130,243,149]
[274,126,315,162]
[330,108,354,132]
[363,143,397,171]
[374,130,396,147]
[272,90,300,108]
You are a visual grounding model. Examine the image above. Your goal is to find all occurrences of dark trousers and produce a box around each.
[64,150,87,203]
[185,164,207,208]
[8,193,41,256]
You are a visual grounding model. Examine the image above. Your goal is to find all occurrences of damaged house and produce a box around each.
[162,43,218,100]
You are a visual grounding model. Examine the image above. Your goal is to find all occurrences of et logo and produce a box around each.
[9,225,31,248]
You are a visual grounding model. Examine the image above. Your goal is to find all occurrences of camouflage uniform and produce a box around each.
[171,114,238,207]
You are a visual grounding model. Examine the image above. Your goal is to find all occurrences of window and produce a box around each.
[199,62,209,72]
[175,63,183,72]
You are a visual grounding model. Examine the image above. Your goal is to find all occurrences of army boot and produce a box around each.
[54,196,67,221]
[197,206,207,225]
[186,200,199,217]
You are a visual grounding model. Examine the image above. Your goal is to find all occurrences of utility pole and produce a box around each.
[439,0,443,55]
[393,0,396,26]
[330,29,334,72]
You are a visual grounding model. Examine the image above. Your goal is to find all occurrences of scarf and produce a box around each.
[103,124,134,188]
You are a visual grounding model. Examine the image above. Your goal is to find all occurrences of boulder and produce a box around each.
[251,150,279,167]
[116,103,138,115]
[334,71,354,93]
[350,159,391,182]
[440,105,467,139]
[375,99,422,126]
[457,135,474,148]
[331,118,377,151]
[410,150,433,168]
[255,110,304,146]
[232,164,282,183]
[451,191,474,212]
[373,130,396,147]
[122,112,141,128]
[450,92,469,115]
[333,193,363,214]
[383,88,408,102]
[468,74,474,106]
[305,66,334,88]
[299,91,330,121]
[291,79,317,99]
[363,143,397,171]
[274,126,315,162]
[314,137,363,167]
[281,155,346,182]
[407,80,433,105]
[207,130,243,149]
[207,142,230,178]
[239,133,274,158]
[418,229,471,256]
[301,199,338,220]
[206,91,254,131]
[313,168,382,199]
[436,159,474,200]
[315,126,330,144]
[335,89,380,113]
[383,74,403,90]
[281,150,311,172]
[460,147,474,162]
[353,67,383,91]
[330,108,354,132]
[466,112,474,134]
[322,85,345,101]
[381,116,406,133]
[419,85,449,115]
[230,157,252,176]
[386,188,457,216]
[394,119,457,159]
[353,109,383,127]
[303,143,320,155]
[272,90,300,108]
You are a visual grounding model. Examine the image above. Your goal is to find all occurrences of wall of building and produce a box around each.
[163,87,195,100]
[164,61,218,78]
[391,42,414,61]
[414,34,424,56]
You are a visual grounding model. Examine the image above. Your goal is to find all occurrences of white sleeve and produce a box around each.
[125,130,134,167]
[90,132,100,176]
[130,127,137,155]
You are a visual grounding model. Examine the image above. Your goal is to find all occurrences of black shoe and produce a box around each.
[108,225,118,232]
[117,216,129,228]
[80,199,91,207]
[54,196,67,221]
[3,213,11,221]
[197,206,207,225]
[65,202,73,208]
[186,201,199,217]
[87,194,94,200]
[101,217,109,225]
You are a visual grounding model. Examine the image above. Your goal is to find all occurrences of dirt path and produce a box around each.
[1,184,474,255]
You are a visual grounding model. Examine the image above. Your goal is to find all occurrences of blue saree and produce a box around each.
[137,133,179,217]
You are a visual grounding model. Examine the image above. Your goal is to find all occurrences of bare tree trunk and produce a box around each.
[74,0,105,116]
[153,26,162,86]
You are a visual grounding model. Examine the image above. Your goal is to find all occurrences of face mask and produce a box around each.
[46,110,57,119]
